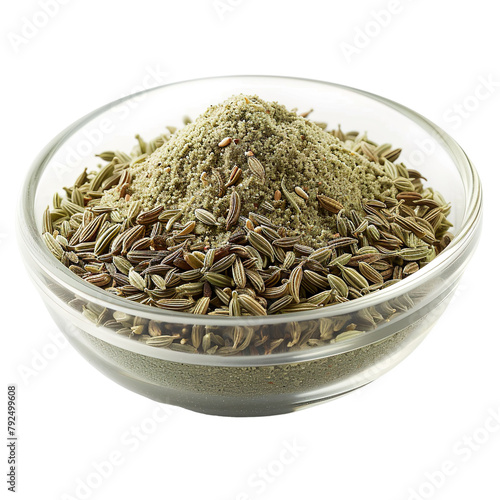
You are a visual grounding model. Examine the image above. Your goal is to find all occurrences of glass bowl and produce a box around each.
[18,76,482,417]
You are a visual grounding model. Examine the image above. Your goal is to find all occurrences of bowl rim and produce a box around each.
[18,75,483,363]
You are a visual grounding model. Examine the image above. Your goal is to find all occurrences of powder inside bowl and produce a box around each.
[100,94,396,247]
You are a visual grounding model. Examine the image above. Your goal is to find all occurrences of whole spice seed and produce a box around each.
[177,221,196,236]
[304,269,329,289]
[273,236,301,248]
[61,199,85,216]
[79,214,106,243]
[317,195,343,214]
[244,269,265,293]
[176,282,204,296]
[249,212,277,229]
[232,257,246,288]
[308,247,332,263]
[289,264,304,303]
[267,295,294,314]
[84,273,111,287]
[281,176,301,214]
[158,208,181,222]
[261,201,275,211]
[260,282,288,299]
[282,251,296,270]
[308,290,334,305]
[145,335,177,347]
[338,265,370,290]
[245,219,255,231]
[42,206,53,234]
[194,208,218,226]
[327,274,349,298]
[239,294,267,316]
[358,262,384,284]
[229,291,241,317]
[209,253,236,273]
[247,156,266,183]
[184,253,204,269]
[42,232,64,259]
[156,299,193,311]
[383,148,402,163]
[213,170,226,197]
[89,160,116,192]
[205,272,234,288]
[294,186,309,200]
[403,262,419,275]
[129,270,146,291]
[260,226,280,242]
[136,206,164,225]
[95,224,121,255]
[247,231,275,261]
[226,191,241,230]
[396,246,431,261]
[218,137,232,148]
[225,166,242,188]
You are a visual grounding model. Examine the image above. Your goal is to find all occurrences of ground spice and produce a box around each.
[78,314,427,416]
[100,95,396,247]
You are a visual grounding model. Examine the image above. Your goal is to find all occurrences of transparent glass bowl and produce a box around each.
[18,76,482,416]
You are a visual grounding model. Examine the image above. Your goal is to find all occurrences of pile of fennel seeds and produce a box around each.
[41,96,453,355]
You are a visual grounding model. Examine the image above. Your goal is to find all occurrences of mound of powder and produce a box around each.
[100,95,396,246]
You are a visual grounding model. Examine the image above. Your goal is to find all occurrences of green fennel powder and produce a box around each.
[100,95,396,247]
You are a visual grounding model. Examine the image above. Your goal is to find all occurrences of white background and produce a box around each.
[1,1,499,499]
